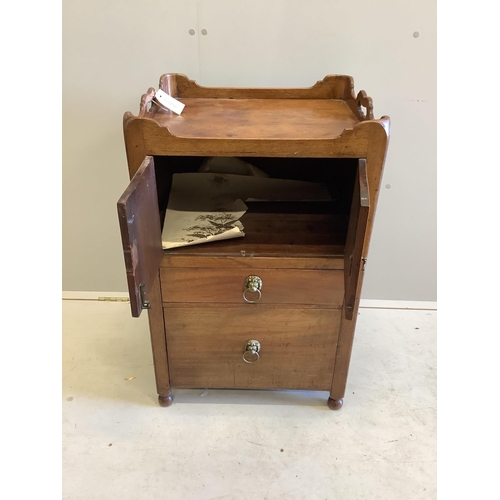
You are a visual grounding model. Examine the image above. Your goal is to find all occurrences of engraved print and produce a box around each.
[184,213,240,240]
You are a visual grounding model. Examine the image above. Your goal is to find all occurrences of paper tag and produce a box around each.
[154,89,185,115]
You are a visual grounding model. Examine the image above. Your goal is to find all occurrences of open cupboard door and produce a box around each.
[117,156,163,317]
[344,159,370,320]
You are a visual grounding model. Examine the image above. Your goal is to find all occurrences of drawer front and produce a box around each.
[160,268,344,306]
[165,305,340,390]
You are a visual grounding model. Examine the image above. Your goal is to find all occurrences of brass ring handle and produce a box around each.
[243,288,261,303]
[243,340,260,363]
[243,276,262,303]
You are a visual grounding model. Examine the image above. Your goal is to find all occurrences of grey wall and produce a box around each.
[63,0,436,301]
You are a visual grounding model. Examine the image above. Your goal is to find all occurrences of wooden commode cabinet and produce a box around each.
[117,74,390,409]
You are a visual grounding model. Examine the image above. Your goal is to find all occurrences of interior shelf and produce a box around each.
[156,156,357,260]
[163,203,347,258]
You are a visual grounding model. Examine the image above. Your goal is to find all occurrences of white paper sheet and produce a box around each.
[162,198,247,250]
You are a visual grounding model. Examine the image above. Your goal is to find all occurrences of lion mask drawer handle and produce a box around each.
[243,275,262,303]
[242,340,261,363]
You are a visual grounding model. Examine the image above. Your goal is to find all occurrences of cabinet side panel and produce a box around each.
[330,121,390,400]
[147,271,171,396]
[123,115,147,179]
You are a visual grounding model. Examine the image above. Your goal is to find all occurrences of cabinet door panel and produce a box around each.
[344,159,370,319]
[117,156,163,317]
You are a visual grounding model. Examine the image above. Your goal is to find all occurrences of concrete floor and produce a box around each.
[62,300,436,499]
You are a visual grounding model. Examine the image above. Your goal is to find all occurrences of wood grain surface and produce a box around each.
[161,255,344,270]
[150,98,359,140]
[158,73,357,100]
[123,117,389,178]
[160,268,344,306]
[117,156,163,317]
[164,211,348,259]
[164,305,340,390]
[147,271,171,397]
[344,159,370,320]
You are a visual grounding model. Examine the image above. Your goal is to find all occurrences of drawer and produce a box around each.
[164,305,341,390]
[160,268,344,306]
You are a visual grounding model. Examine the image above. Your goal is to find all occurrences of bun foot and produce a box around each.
[327,397,344,410]
[158,393,173,407]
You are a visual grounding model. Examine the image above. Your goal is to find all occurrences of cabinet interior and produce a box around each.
[154,156,359,258]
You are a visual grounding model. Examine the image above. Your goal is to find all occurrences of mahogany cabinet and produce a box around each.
[117,74,390,409]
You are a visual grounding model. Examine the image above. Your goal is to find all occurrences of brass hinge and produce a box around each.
[139,283,151,309]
